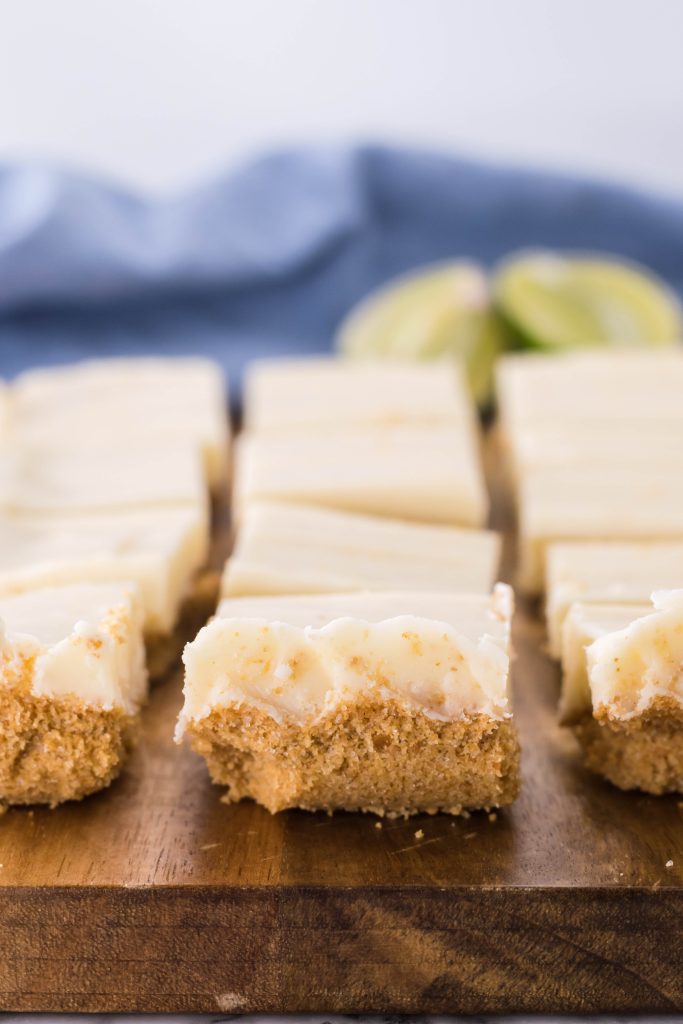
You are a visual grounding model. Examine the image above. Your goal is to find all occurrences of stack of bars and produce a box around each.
[0,358,229,806]
[178,358,521,817]
[497,350,683,793]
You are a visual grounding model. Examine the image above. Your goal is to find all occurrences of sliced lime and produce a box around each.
[336,261,505,405]
[494,251,682,351]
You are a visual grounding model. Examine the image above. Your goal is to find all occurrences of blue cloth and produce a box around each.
[1,145,683,400]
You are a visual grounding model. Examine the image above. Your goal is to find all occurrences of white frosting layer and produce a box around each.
[178,586,512,736]
[10,357,229,488]
[497,350,683,427]
[498,351,683,594]
[587,589,683,720]
[244,357,473,433]
[0,582,147,712]
[0,505,209,633]
[518,466,683,593]
[559,601,644,725]
[234,422,487,527]
[223,501,500,597]
[511,421,683,473]
[546,540,683,658]
[0,442,207,517]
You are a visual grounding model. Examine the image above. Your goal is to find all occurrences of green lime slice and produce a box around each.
[494,251,682,351]
[336,261,505,405]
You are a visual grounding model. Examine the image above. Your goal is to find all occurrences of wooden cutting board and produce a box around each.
[1,440,682,1014]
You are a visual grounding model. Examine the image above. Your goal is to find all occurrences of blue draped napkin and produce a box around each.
[1,145,682,397]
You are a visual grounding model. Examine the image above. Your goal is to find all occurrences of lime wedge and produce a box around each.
[494,251,682,351]
[336,261,505,405]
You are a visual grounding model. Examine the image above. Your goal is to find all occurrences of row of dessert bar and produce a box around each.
[0,358,229,806]
[498,350,683,795]
[178,358,521,817]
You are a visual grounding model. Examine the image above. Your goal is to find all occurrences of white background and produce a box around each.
[0,0,681,196]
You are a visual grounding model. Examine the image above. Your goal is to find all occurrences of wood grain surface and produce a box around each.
[1,436,682,1013]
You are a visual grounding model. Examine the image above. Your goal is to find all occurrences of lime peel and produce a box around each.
[494,251,683,352]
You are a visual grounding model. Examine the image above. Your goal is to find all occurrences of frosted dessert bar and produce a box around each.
[497,350,683,428]
[0,506,209,635]
[506,420,683,476]
[243,357,475,433]
[546,540,683,657]
[233,423,488,527]
[560,592,683,794]
[10,357,229,489]
[177,586,519,817]
[0,443,207,517]
[516,466,683,593]
[223,501,500,597]
[558,600,647,725]
[0,582,147,806]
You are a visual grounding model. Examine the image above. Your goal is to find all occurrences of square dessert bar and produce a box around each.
[10,357,230,489]
[0,506,216,680]
[0,442,207,517]
[558,601,646,725]
[506,420,683,475]
[0,582,147,806]
[233,422,488,527]
[243,357,475,433]
[516,466,683,593]
[222,501,501,598]
[497,350,683,593]
[546,540,683,658]
[0,506,209,635]
[177,586,519,817]
[496,350,683,428]
[559,592,683,795]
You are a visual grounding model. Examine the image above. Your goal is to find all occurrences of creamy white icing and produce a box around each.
[234,422,487,527]
[0,505,208,633]
[222,500,500,598]
[0,442,207,518]
[498,350,683,427]
[0,582,147,712]
[587,589,683,719]
[244,357,474,434]
[177,587,512,737]
[11,356,229,488]
[546,540,683,658]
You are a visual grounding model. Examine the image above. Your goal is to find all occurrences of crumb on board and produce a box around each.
[464,832,476,840]
[200,843,220,851]
[414,828,424,839]
[374,821,382,829]
[666,859,674,868]
[488,812,497,823]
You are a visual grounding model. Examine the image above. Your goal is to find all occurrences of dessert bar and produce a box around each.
[223,501,500,597]
[243,357,474,433]
[0,582,147,806]
[559,592,683,794]
[11,357,229,489]
[546,540,683,657]
[233,423,488,526]
[178,587,519,817]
